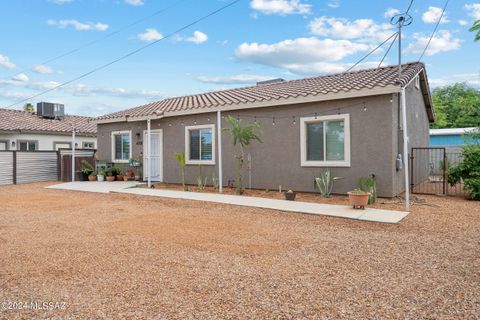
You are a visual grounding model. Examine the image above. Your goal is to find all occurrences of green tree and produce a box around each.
[431,83,480,129]
[23,103,34,112]
[223,116,262,194]
[469,20,480,41]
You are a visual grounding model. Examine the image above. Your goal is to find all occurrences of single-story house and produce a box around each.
[0,106,97,151]
[95,62,434,197]
[430,127,478,152]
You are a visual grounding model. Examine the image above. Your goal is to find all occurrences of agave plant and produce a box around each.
[196,165,208,191]
[315,169,343,198]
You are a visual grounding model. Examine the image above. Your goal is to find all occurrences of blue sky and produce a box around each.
[0,0,478,116]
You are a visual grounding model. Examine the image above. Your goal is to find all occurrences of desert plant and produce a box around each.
[223,115,262,194]
[175,152,188,191]
[448,144,480,200]
[315,169,343,198]
[212,172,219,191]
[80,160,94,175]
[196,166,208,190]
[358,174,377,204]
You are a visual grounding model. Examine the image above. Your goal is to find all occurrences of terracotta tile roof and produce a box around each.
[97,62,429,121]
[0,108,96,135]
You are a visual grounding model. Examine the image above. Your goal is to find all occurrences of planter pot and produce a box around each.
[106,175,115,182]
[97,175,105,182]
[116,175,124,181]
[347,192,371,209]
[135,175,141,181]
[88,175,97,182]
[284,192,296,201]
[81,172,90,181]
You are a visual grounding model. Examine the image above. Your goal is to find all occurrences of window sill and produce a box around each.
[112,160,130,164]
[186,160,216,166]
[301,161,350,167]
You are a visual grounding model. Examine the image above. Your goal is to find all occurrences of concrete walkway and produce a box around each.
[46,182,408,223]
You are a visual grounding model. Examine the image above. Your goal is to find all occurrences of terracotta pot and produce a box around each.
[284,192,296,201]
[106,175,115,182]
[347,192,370,209]
[116,175,124,181]
[88,175,97,182]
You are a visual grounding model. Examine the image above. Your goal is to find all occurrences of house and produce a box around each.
[95,62,434,197]
[0,105,97,151]
[430,127,478,152]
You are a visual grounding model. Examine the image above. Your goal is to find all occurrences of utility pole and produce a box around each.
[71,125,76,182]
[147,116,151,188]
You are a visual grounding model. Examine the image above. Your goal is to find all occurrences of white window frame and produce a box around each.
[300,114,351,167]
[111,130,132,163]
[185,124,215,165]
[415,76,420,89]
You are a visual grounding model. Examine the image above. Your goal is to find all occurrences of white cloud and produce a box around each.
[0,54,16,69]
[12,73,29,82]
[327,0,340,9]
[308,16,394,43]
[125,0,144,6]
[66,84,164,98]
[235,37,370,75]
[384,8,400,18]
[185,31,208,44]
[47,19,109,31]
[406,30,461,56]
[32,64,58,74]
[458,19,469,26]
[0,91,31,99]
[47,0,73,4]
[249,0,311,15]
[465,3,480,20]
[429,73,480,88]
[137,28,163,42]
[197,74,275,85]
[422,6,449,24]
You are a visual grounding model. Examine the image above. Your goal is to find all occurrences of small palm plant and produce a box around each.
[175,152,188,191]
[223,116,262,194]
[469,19,480,41]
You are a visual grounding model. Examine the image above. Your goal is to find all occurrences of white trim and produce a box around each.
[217,111,223,192]
[111,130,132,163]
[185,124,216,165]
[143,129,163,182]
[300,114,351,167]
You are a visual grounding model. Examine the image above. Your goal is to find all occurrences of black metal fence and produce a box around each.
[410,147,465,196]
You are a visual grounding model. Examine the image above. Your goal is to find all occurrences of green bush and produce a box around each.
[448,144,480,200]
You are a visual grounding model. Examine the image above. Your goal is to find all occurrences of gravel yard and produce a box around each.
[0,183,479,319]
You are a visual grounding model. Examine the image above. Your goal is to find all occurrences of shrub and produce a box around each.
[448,144,480,200]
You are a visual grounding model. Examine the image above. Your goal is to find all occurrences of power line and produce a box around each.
[405,0,414,14]
[5,0,243,109]
[6,0,188,80]
[377,33,398,68]
[345,32,398,73]
[418,0,450,61]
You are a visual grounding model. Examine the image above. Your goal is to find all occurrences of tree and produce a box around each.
[469,20,480,41]
[431,83,480,129]
[223,116,262,194]
[23,103,34,112]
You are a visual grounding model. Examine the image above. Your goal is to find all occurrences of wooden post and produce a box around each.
[12,151,17,185]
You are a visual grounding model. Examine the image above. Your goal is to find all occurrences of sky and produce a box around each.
[0,0,478,116]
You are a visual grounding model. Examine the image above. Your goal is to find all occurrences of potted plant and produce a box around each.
[124,169,135,181]
[97,170,105,182]
[284,189,296,201]
[116,169,124,181]
[347,188,371,209]
[88,170,97,181]
[105,167,116,182]
[80,160,94,181]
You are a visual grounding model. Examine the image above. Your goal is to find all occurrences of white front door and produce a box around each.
[143,129,163,182]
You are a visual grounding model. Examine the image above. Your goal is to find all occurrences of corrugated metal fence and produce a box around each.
[0,149,96,185]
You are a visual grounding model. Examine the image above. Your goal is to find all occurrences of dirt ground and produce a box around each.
[0,182,479,319]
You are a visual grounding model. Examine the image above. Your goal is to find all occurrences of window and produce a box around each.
[53,142,71,150]
[83,142,95,149]
[0,140,8,150]
[185,124,215,165]
[415,76,420,89]
[111,131,131,162]
[18,140,37,151]
[300,114,350,167]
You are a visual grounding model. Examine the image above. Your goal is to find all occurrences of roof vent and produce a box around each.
[256,78,285,86]
[37,102,65,119]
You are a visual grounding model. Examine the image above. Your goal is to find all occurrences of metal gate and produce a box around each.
[410,147,465,195]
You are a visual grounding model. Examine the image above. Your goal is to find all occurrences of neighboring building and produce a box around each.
[430,127,478,152]
[0,106,97,151]
[95,62,434,197]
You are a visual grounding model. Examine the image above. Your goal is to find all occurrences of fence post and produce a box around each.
[57,150,61,181]
[12,151,17,185]
[409,150,414,194]
[443,148,447,195]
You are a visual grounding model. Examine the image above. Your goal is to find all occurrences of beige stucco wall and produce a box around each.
[97,92,427,197]
[0,132,96,151]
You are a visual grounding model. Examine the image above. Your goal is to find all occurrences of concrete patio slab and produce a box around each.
[46,181,140,194]
[118,188,409,223]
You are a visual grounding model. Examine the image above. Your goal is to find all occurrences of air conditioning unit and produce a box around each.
[37,102,65,119]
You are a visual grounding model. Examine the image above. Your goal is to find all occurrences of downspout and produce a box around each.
[147,116,151,188]
[71,125,76,182]
[217,110,223,192]
[400,88,410,211]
